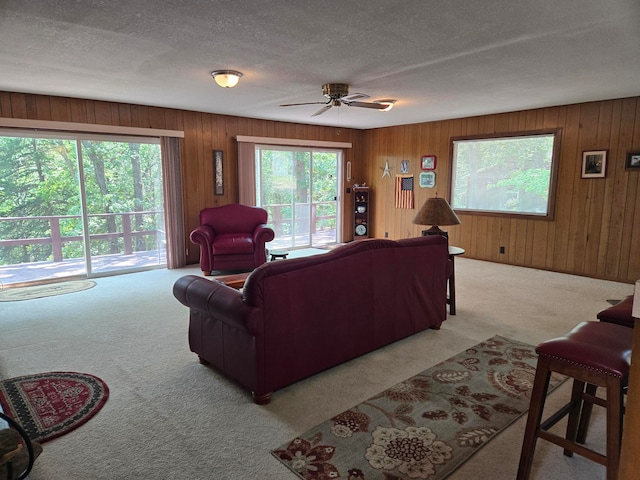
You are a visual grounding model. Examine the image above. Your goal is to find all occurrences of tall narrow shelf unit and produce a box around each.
[353,186,370,240]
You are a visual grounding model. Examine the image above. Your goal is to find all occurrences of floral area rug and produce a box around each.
[273,335,565,480]
[0,372,109,443]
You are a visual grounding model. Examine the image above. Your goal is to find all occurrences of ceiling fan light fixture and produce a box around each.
[211,70,243,88]
[375,99,396,112]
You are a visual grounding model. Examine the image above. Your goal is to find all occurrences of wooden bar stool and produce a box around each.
[576,297,634,443]
[516,321,632,480]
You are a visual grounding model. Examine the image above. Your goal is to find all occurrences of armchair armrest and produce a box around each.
[190,225,216,274]
[190,225,216,248]
[252,224,275,245]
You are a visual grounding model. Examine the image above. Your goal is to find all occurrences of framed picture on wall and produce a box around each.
[581,150,607,178]
[421,155,437,170]
[626,151,640,170]
[214,150,224,195]
[419,171,436,188]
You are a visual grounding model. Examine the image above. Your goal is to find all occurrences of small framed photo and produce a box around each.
[626,151,640,170]
[581,150,607,178]
[400,160,410,174]
[421,155,437,170]
[214,150,224,195]
[419,171,436,188]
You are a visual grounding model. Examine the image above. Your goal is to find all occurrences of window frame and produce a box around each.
[449,128,562,221]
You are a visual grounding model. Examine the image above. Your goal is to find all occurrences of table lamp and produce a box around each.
[413,196,461,238]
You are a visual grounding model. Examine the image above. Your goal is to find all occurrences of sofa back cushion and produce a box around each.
[242,236,449,391]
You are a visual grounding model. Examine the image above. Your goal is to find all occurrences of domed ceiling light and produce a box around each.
[211,70,243,88]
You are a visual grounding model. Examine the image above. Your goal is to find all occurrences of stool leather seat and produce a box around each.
[536,322,632,377]
[597,295,635,328]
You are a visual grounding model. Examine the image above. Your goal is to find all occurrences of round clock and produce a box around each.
[355,224,367,236]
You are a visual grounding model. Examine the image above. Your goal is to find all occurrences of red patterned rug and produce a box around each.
[0,372,109,443]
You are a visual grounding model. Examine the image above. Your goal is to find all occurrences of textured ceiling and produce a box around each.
[1,0,639,130]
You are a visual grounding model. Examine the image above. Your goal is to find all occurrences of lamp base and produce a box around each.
[421,225,448,238]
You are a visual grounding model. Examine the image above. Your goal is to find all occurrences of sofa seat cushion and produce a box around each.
[213,234,255,255]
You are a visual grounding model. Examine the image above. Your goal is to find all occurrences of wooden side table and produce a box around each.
[448,246,465,315]
[216,272,249,289]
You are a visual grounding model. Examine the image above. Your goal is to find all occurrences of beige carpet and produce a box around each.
[0,257,633,479]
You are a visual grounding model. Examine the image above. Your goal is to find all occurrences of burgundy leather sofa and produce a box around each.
[189,204,275,275]
[173,235,449,404]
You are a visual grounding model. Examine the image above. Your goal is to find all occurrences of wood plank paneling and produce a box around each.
[363,97,640,283]
[0,91,363,265]
[1,90,637,282]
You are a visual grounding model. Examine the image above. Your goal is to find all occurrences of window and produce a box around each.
[451,130,560,218]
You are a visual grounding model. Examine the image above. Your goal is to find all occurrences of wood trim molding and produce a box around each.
[236,135,351,148]
[0,117,184,138]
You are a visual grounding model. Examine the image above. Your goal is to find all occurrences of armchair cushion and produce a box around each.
[213,234,254,255]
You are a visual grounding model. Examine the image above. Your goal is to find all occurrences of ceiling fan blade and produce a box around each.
[346,101,386,110]
[280,101,329,107]
[311,105,333,117]
[340,93,369,102]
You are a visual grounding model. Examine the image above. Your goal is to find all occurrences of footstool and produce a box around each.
[269,250,288,261]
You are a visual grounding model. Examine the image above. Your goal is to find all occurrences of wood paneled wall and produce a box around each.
[2,91,637,282]
[0,91,364,265]
[362,97,640,283]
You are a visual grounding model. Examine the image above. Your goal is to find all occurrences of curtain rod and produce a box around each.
[0,117,184,138]
[236,135,351,148]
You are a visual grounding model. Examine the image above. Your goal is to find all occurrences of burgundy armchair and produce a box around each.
[190,204,275,275]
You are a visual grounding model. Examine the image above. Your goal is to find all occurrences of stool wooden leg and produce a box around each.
[605,377,623,480]
[576,383,598,444]
[564,379,586,457]
[517,357,552,480]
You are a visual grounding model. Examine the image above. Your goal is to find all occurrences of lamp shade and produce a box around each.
[211,70,243,88]
[413,197,461,234]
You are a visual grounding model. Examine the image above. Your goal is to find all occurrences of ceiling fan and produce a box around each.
[280,83,395,117]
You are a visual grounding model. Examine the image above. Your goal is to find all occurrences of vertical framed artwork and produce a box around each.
[581,150,607,178]
[214,150,224,195]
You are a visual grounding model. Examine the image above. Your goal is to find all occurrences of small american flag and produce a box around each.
[395,175,414,209]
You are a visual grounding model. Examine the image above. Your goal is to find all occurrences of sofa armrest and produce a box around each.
[173,275,261,334]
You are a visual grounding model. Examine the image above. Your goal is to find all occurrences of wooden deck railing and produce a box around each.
[266,201,337,236]
[0,211,164,263]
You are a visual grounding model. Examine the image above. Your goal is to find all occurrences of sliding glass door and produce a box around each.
[79,138,165,275]
[256,146,340,250]
[0,131,165,285]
